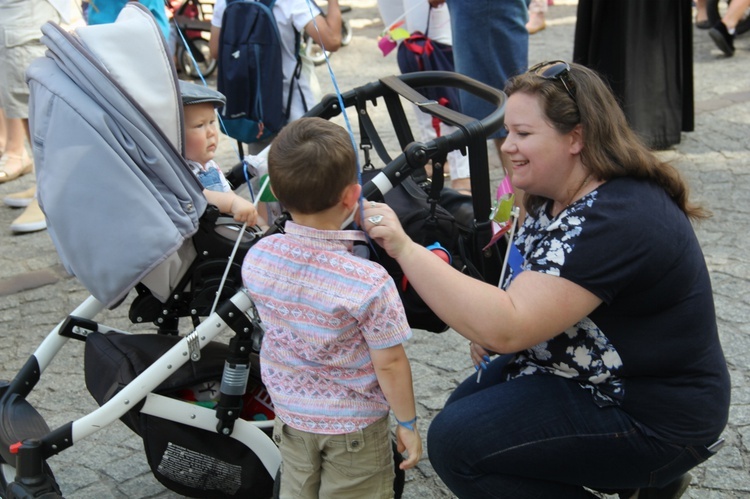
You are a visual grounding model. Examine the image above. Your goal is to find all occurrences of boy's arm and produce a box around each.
[203,190,258,225]
[370,344,422,469]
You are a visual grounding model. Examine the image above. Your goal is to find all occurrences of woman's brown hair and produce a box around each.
[505,62,708,220]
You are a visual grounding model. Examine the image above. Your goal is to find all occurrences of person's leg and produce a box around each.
[709,0,750,55]
[696,0,709,24]
[0,107,6,154]
[449,0,527,196]
[428,356,713,498]
[0,117,32,182]
[697,0,722,28]
[273,418,323,499]
[318,416,394,499]
[721,0,750,30]
[526,0,547,34]
[0,0,59,182]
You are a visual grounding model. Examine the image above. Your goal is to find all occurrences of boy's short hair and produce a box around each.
[268,117,357,214]
[179,80,226,107]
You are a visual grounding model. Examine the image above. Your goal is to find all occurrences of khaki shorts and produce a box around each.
[0,0,60,118]
[274,416,395,499]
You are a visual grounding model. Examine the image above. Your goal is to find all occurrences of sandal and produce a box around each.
[0,154,33,183]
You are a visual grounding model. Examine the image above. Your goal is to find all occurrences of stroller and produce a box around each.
[0,4,506,498]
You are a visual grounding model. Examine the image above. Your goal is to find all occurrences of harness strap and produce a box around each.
[380,75,472,128]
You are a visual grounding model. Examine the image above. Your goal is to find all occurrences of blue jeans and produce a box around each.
[447,0,529,139]
[427,355,718,498]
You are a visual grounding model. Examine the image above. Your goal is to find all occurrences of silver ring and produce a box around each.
[367,215,384,225]
[369,201,377,209]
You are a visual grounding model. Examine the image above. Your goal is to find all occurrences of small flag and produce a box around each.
[258,174,277,202]
[483,175,515,251]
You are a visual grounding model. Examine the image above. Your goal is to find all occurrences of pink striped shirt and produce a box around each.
[241,222,412,434]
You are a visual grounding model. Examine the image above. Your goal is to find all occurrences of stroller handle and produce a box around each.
[307,70,506,131]
[307,71,507,211]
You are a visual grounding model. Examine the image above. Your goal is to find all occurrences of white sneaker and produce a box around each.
[3,185,36,208]
[10,199,47,233]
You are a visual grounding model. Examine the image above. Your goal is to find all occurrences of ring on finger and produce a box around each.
[367,215,384,225]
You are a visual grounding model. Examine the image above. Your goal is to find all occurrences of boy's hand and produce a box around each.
[231,196,258,225]
[395,425,422,470]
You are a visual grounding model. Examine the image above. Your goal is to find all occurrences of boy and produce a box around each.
[241,117,421,499]
[180,80,257,224]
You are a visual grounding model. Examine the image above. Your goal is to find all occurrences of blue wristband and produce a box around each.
[396,416,417,431]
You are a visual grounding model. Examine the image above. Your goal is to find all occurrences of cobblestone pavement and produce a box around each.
[1,1,748,497]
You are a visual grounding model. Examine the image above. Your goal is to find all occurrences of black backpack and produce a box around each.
[396,8,460,116]
[217,0,303,143]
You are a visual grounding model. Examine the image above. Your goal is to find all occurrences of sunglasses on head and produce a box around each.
[528,60,577,104]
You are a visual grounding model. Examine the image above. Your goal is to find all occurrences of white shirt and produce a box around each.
[212,0,321,120]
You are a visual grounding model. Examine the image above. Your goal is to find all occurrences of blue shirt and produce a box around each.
[507,177,729,445]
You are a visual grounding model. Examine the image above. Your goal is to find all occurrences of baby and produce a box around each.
[179,80,258,224]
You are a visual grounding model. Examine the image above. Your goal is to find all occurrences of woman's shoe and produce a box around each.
[527,21,546,35]
[696,19,712,29]
[3,185,37,208]
[0,154,33,183]
[709,22,735,56]
[526,12,546,35]
[10,199,47,234]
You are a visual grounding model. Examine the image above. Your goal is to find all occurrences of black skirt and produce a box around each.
[573,0,694,150]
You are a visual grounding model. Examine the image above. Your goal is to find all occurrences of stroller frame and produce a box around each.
[0,292,278,496]
[0,5,506,498]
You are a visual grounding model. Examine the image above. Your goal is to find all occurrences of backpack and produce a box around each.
[217,0,303,143]
[396,10,460,116]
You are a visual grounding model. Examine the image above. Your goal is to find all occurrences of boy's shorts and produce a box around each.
[273,415,395,499]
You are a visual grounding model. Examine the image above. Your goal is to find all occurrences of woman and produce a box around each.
[362,61,730,498]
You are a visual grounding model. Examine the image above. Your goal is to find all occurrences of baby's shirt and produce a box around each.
[188,159,231,193]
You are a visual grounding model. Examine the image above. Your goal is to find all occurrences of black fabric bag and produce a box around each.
[396,15,460,116]
[362,170,501,333]
[84,332,273,498]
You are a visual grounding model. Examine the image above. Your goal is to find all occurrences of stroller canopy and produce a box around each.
[26,4,207,307]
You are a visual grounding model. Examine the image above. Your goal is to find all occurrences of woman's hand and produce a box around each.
[360,201,414,261]
[469,342,494,370]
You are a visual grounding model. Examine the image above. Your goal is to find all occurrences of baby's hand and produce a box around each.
[231,196,258,225]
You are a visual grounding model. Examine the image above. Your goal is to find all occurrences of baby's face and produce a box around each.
[184,103,219,166]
